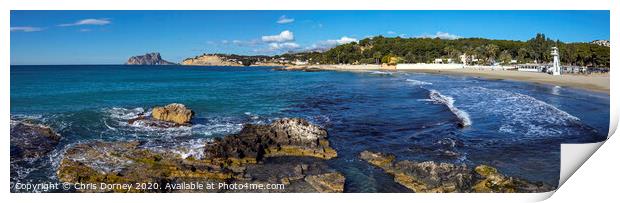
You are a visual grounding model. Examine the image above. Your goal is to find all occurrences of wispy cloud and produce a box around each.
[261,30,294,43]
[10,26,44,32]
[58,18,111,27]
[276,15,295,24]
[232,39,261,46]
[418,32,462,40]
[387,31,396,35]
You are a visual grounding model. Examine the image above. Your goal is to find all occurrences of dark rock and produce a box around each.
[360,150,553,193]
[56,118,343,193]
[204,118,337,161]
[126,52,175,65]
[10,120,61,160]
[304,172,345,193]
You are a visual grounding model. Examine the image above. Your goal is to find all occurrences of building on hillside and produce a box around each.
[293,60,308,65]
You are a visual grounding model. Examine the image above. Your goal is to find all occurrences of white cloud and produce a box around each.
[387,31,396,35]
[276,15,295,24]
[269,42,300,50]
[58,18,111,27]
[261,30,295,42]
[305,36,358,52]
[418,32,462,40]
[10,26,43,32]
[325,36,358,45]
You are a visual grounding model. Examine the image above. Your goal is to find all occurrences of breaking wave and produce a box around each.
[428,90,472,127]
[440,86,585,138]
[368,71,393,75]
[406,78,433,86]
[101,107,246,138]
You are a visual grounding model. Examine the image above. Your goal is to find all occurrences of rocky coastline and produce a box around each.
[10,103,552,193]
[359,151,554,193]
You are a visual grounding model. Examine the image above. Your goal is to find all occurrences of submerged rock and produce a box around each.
[56,118,343,193]
[359,151,553,193]
[10,120,61,160]
[304,172,345,193]
[151,103,194,125]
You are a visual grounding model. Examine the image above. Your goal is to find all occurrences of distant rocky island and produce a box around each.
[126,52,175,65]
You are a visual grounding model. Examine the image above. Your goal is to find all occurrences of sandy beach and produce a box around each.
[287,65,610,94]
[406,69,610,94]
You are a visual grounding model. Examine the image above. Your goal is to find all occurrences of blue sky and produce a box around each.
[10,10,610,65]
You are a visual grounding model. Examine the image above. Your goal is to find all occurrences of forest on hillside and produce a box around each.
[278,33,610,67]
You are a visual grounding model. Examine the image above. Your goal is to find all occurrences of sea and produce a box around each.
[10,65,610,192]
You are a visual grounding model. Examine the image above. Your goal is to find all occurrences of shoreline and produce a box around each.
[405,69,609,94]
[286,65,610,94]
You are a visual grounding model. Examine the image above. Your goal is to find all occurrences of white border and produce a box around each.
[2,0,616,202]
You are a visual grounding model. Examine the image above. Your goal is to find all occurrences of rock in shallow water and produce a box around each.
[151,103,194,125]
[56,118,343,192]
[10,120,61,160]
[359,150,553,193]
[206,118,337,160]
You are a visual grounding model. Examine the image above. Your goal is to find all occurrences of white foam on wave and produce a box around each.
[429,90,472,127]
[102,107,248,138]
[192,122,243,136]
[102,107,194,138]
[369,71,393,75]
[105,107,146,120]
[406,78,433,85]
[440,86,582,137]
[147,138,212,160]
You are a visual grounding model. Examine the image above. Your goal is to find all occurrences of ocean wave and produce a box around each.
[101,107,248,138]
[147,138,211,160]
[441,86,584,138]
[368,71,393,75]
[428,90,472,127]
[406,78,433,86]
[105,107,147,120]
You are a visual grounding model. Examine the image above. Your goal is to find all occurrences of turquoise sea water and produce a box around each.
[10,65,609,192]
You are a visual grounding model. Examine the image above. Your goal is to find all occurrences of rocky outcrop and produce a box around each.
[304,172,345,193]
[151,103,194,125]
[126,103,194,127]
[360,151,553,193]
[56,118,342,193]
[181,54,243,66]
[126,52,175,65]
[205,118,337,160]
[10,120,61,160]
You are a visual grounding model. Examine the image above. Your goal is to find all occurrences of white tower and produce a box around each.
[551,47,561,76]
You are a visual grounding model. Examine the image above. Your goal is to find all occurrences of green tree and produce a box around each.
[498,50,512,65]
